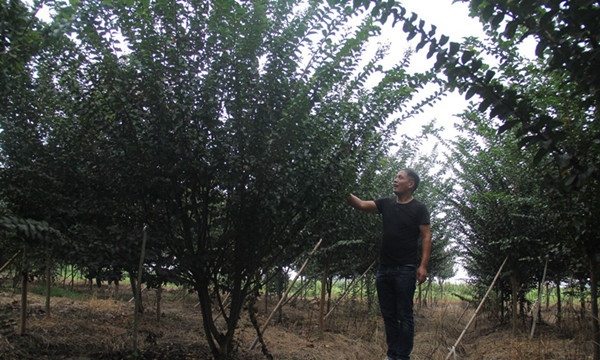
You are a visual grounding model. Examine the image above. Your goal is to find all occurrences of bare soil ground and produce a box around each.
[0,285,593,359]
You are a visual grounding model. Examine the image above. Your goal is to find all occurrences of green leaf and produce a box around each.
[503,20,518,39]
[449,42,460,57]
[491,13,504,28]
[461,50,473,63]
[481,4,495,22]
[465,85,478,100]
[484,70,495,83]
[439,34,449,47]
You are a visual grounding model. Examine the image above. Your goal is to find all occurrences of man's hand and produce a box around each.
[417,265,428,284]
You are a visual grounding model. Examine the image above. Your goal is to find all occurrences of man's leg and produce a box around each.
[376,266,416,360]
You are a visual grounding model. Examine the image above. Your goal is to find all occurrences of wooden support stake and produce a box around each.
[445,256,508,360]
[249,238,322,350]
[530,256,549,339]
[0,251,20,273]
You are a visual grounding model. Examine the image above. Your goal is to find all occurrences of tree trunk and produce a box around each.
[129,278,144,314]
[70,267,75,290]
[546,282,550,309]
[326,276,333,314]
[45,254,52,318]
[319,260,330,338]
[536,279,542,324]
[556,280,562,326]
[510,271,519,334]
[196,271,246,360]
[500,289,505,323]
[114,280,120,298]
[62,264,67,287]
[590,255,599,360]
[580,281,586,322]
[264,273,269,314]
[156,285,162,323]
[277,267,283,323]
[19,251,28,336]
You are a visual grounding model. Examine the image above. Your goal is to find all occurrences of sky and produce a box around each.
[376,0,486,148]
[373,0,536,149]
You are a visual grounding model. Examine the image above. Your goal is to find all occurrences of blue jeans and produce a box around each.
[376,265,416,360]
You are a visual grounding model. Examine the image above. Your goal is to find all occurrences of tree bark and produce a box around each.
[19,250,27,336]
[132,225,148,351]
[156,285,162,323]
[129,276,143,314]
[277,267,284,323]
[580,281,586,322]
[590,255,599,360]
[546,282,550,309]
[264,273,269,314]
[556,280,562,326]
[510,271,519,334]
[319,259,330,339]
[45,254,52,318]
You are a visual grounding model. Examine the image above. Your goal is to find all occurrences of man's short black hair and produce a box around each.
[403,168,420,193]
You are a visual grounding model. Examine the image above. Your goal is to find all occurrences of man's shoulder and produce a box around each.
[411,198,428,207]
[374,197,395,212]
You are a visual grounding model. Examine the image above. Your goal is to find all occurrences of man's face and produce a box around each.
[392,170,413,195]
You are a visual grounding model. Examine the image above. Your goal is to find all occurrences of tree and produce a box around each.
[0,1,439,358]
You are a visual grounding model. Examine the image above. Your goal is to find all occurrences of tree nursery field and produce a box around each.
[2,0,600,359]
[0,284,592,360]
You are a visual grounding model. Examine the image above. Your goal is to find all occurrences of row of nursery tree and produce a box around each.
[1,0,599,359]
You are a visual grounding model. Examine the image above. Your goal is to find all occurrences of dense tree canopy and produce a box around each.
[0,0,443,357]
[3,0,599,358]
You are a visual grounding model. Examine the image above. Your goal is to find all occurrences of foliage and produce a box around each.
[0,0,435,357]
[343,0,600,190]
[442,27,598,334]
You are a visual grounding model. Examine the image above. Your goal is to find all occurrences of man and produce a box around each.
[347,168,431,360]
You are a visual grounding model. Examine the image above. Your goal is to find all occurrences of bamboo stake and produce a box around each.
[324,260,376,320]
[249,238,322,350]
[445,256,508,360]
[282,276,311,307]
[0,251,20,273]
[530,256,549,339]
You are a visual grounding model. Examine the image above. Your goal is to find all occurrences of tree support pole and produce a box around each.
[0,251,21,273]
[530,256,549,339]
[249,238,322,350]
[445,256,508,360]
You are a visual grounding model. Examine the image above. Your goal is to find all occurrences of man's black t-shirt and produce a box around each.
[374,197,430,266]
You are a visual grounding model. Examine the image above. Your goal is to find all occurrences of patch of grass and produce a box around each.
[27,285,91,301]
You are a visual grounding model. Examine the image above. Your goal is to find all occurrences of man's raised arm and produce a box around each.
[347,194,379,213]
